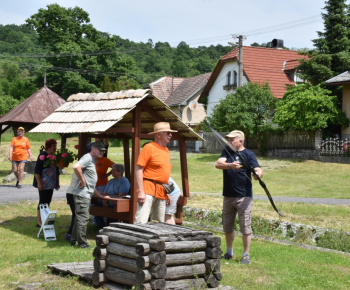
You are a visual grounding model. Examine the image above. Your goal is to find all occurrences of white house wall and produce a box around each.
[206,61,247,116]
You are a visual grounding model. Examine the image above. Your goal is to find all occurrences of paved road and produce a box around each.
[0,184,69,203]
[1,185,350,205]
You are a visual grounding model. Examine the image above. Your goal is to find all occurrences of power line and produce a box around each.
[181,15,322,46]
[0,14,323,60]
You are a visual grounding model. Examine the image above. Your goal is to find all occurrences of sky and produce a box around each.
[0,0,331,50]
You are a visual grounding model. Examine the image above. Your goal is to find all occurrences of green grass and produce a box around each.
[1,200,350,290]
[2,137,350,288]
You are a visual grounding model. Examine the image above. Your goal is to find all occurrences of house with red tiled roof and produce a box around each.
[199,42,308,116]
[149,73,211,127]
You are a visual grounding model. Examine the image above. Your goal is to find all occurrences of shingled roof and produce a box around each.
[326,71,350,85]
[30,89,203,140]
[200,46,308,100]
[150,73,211,106]
[0,86,66,127]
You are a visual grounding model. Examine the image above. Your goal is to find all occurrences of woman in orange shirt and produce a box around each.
[8,126,32,188]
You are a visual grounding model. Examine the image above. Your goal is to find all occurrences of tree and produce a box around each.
[208,82,277,151]
[273,84,348,131]
[26,4,139,98]
[61,71,98,97]
[101,76,115,92]
[298,0,350,85]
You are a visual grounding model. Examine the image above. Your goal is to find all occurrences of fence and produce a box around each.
[199,130,322,159]
[168,131,350,163]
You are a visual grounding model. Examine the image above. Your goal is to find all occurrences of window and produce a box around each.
[226,71,231,85]
[233,71,238,86]
[223,70,237,90]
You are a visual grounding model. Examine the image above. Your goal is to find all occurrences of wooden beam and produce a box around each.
[176,135,190,225]
[123,138,130,180]
[106,127,134,134]
[140,101,164,122]
[131,106,141,224]
[78,134,88,159]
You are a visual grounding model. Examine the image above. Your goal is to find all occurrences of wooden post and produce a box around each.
[131,105,141,224]
[123,138,131,181]
[176,135,189,225]
[78,133,88,159]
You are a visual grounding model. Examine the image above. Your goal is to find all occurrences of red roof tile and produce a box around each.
[201,46,308,100]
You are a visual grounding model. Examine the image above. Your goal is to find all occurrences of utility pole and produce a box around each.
[229,35,246,87]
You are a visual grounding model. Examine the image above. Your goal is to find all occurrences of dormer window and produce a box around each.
[223,70,236,90]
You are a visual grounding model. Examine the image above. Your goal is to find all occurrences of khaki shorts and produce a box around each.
[222,196,253,235]
[135,194,166,224]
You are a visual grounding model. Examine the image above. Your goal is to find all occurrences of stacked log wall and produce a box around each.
[92,222,222,290]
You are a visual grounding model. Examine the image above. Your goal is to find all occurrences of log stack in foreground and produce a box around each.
[92,222,222,290]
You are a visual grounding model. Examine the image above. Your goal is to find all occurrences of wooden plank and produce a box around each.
[106,253,139,273]
[101,226,157,239]
[164,278,207,290]
[105,266,138,287]
[164,241,207,253]
[47,261,94,281]
[165,264,206,280]
[104,231,149,247]
[165,252,206,266]
[107,242,138,259]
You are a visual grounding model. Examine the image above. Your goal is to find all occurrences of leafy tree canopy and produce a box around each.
[273,83,348,131]
[207,82,277,149]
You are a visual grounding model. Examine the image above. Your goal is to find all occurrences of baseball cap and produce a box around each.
[17,127,25,131]
[91,141,106,151]
[226,130,245,141]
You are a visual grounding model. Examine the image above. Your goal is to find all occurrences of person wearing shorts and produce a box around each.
[135,122,177,224]
[215,130,263,264]
[8,126,32,188]
[164,177,181,225]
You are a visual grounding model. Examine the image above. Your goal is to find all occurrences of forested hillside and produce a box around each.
[0,4,233,115]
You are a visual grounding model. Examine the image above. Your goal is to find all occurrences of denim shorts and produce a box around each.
[12,160,27,164]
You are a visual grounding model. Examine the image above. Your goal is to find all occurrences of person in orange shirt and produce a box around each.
[135,122,177,224]
[95,156,115,193]
[8,126,32,188]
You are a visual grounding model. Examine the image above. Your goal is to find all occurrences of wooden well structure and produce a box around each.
[30,89,203,224]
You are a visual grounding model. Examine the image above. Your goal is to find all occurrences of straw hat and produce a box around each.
[226,130,245,141]
[148,122,177,135]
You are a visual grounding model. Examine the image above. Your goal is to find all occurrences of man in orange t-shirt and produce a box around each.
[135,122,177,224]
[8,127,33,188]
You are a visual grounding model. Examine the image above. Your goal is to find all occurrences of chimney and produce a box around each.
[272,39,283,49]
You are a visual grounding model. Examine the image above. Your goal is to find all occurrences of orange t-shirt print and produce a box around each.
[137,142,172,200]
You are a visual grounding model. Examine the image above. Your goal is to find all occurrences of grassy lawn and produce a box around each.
[1,200,350,290]
[1,136,350,289]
